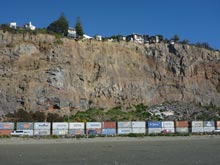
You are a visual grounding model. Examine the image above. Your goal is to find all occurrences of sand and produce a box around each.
[0,136,220,165]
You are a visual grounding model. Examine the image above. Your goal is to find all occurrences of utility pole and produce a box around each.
[68,103,72,122]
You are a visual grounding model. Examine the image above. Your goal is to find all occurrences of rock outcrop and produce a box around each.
[0,30,220,115]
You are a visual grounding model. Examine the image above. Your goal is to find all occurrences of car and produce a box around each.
[161,129,172,134]
[10,130,33,136]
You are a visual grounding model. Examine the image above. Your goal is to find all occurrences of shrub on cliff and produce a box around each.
[12,109,33,122]
[0,24,12,32]
[47,113,64,122]
[195,42,214,51]
[32,111,46,122]
[179,39,190,45]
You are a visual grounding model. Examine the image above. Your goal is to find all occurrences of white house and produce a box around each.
[156,35,159,43]
[126,33,144,44]
[68,27,77,38]
[24,22,36,30]
[95,35,102,41]
[9,22,17,29]
[108,38,114,42]
[169,40,175,45]
[83,34,93,40]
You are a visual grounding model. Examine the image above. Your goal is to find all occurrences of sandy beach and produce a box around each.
[0,136,220,165]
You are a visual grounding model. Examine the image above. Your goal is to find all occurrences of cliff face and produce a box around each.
[0,30,220,115]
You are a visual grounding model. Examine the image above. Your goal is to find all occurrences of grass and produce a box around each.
[49,135,59,139]
[88,135,96,138]
[75,134,85,139]
[21,135,31,138]
[0,135,11,138]
[127,133,145,138]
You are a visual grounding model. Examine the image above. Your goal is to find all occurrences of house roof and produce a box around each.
[68,27,75,30]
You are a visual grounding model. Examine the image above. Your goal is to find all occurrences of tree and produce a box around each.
[75,17,84,38]
[180,39,189,45]
[173,34,180,42]
[32,111,46,122]
[47,13,69,36]
[109,34,124,42]
[15,109,33,122]
[195,42,213,50]
[0,24,11,32]
[47,113,64,122]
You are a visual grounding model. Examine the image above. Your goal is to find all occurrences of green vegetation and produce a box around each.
[0,135,11,138]
[195,104,220,121]
[47,13,69,36]
[194,42,215,51]
[173,34,180,42]
[0,24,61,37]
[21,135,31,138]
[5,109,65,122]
[54,33,63,45]
[75,135,85,139]
[149,114,162,121]
[32,111,46,122]
[5,109,34,122]
[1,22,217,51]
[107,35,124,42]
[68,104,150,122]
[134,104,150,119]
[88,135,96,138]
[127,133,145,138]
[68,108,105,122]
[35,28,47,34]
[75,16,84,38]
[179,39,190,45]
[105,107,127,121]
[4,102,220,122]
[33,135,60,139]
[0,24,13,32]
[47,113,64,122]
[0,24,37,35]
[50,135,59,139]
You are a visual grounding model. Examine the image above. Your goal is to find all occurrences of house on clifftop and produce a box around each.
[9,22,17,29]
[68,27,77,38]
[126,33,144,44]
[24,22,36,30]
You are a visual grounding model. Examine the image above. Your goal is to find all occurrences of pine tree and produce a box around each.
[173,34,180,42]
[47,13,69,36]
[75,17,84,38]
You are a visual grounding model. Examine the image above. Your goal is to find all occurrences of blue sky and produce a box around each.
[0,0,219,49]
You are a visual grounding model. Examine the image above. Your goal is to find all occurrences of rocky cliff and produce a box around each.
[0,30,220,116]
